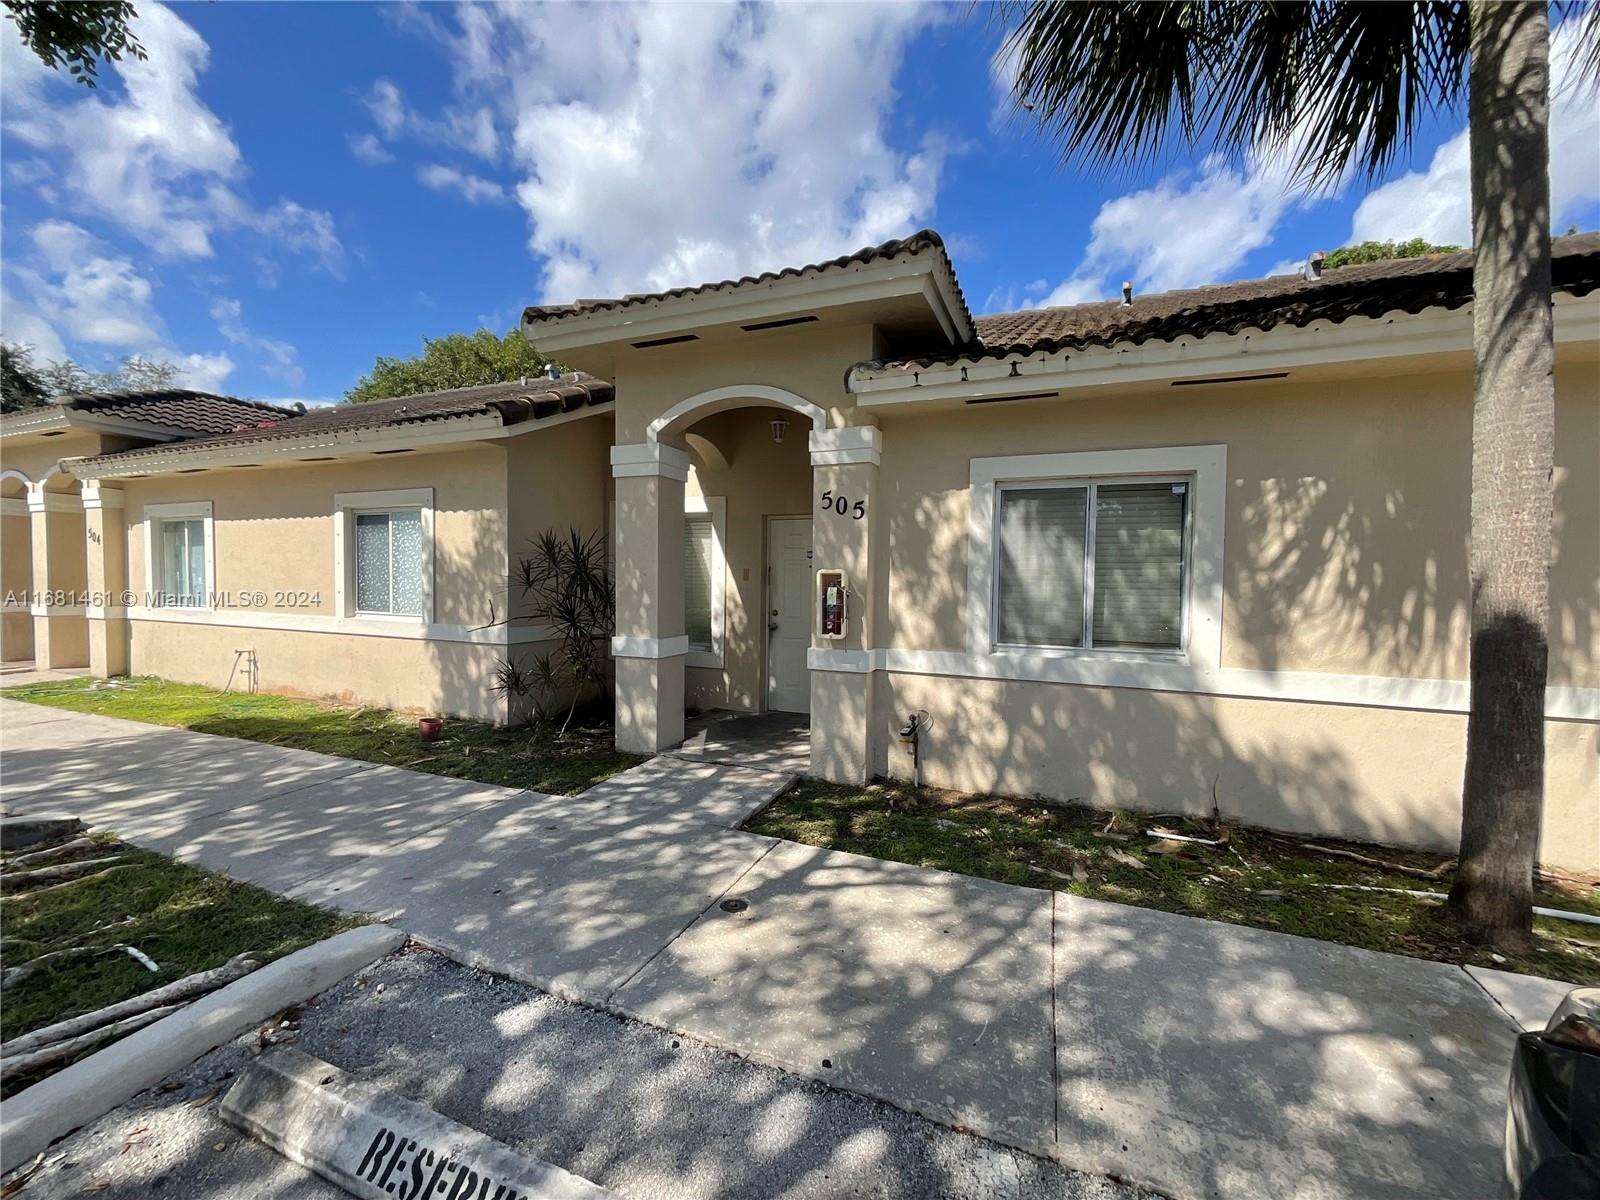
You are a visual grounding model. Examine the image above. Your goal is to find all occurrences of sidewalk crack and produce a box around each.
[1050,888,1060,1151]
[1459,964,1526,1033]
[605,838,778,1007]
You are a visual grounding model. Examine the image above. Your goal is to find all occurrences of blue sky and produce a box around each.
[2,2,1596,406]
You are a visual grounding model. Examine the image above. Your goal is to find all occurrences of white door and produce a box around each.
[766,517,812,714]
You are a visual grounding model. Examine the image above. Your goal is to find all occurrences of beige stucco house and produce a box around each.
[3,232,1597,870]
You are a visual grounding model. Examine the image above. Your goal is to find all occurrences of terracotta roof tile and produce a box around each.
[51,390,299,435]
[523,229,973,334]
[73,374,614,470]
[863,231,1600,373]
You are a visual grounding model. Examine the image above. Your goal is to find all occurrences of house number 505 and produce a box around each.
[819,490,865,520]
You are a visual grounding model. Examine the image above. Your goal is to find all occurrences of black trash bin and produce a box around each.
[1505,986,1600,1199]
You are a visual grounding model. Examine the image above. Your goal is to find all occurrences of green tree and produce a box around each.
[1003,1,1599,949]
[1324,238,1463,270]
[1,343,50,413]
[35,354,180,396]
[2,1,145,87]
[345,329,554,404]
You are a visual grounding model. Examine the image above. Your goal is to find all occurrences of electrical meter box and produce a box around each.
[817,569,847,639]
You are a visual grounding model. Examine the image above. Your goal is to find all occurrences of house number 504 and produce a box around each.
[819,490,865,520]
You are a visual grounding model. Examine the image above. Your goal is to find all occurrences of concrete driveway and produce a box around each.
[1,696,1566,1200]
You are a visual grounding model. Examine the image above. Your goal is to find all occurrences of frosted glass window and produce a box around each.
[155,518,206,607]
[354,510,423,616]
[684,513,715,651]
[996,478,1188,652]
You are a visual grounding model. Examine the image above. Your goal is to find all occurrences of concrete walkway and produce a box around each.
[0,697,1572,1200]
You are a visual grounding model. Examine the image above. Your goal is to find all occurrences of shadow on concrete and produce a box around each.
[677,710,811,776]
[0,703,1523,1200]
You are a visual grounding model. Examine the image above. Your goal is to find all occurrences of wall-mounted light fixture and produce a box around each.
[770,416,788,445]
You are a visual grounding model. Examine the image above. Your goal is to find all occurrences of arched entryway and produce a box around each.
[612,382,883,784]
[27,470,91,669]
[612,384,827,755]
[1,471,34,663]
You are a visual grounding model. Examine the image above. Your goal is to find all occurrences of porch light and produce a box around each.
[770,416,788,444]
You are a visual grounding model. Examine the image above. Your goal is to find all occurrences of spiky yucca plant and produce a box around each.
[493,528,613,733]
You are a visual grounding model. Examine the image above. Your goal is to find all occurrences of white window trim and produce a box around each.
[143,501,216,611]
[334,488,434,623]
[967,445,1225,675]
[685,494,726,669]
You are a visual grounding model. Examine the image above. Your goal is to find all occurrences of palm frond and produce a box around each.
[1002,0,1477,186]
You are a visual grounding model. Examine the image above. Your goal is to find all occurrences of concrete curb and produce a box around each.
[222,1046,614,1199]
[0,923,405,1174]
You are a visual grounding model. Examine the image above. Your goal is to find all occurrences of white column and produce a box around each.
[611,442,689,754]
[808,426,882,784]
[82,483,130,677]
[26,484,90,669]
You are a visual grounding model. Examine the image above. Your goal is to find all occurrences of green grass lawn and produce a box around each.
[748,779,1600,984]
[2,676,645,796]
[1,840,356,1092]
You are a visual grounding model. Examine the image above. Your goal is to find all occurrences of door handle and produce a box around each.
[768,621,779,633]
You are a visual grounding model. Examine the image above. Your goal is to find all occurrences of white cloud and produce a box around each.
[210,297,303,388]
[0,284,68,362]
[15,220,161,347]
[982,277,1048,314]
[365,79,407,139]
[987,31,1024,132]
[355,77,498,162]
[417,163,508,205]
[445,106,498,161]
[1010,18,1596,313]
[348,132,394,166]
[170,351,235,393]
[1,218,234,390]
[410,2,946,302]
[1035,150,1312,306]
[1350,20,1598,245]
[0,2,343,273]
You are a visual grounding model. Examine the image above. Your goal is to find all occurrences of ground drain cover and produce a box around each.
[719,898,749,914]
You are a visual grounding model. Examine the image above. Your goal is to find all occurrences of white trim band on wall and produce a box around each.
[81,485,125,510]
[611,443,690,481]
[125,606,556,645]
[805,646,1600,721]
[29,604,86,618]
[25,492,83,514]
[611,634,690,659]
[810,425,882,467]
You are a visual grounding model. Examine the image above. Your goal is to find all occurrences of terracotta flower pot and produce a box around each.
[418,716,444,742]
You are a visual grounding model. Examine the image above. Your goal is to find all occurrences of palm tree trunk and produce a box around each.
[1448,0,1555,950]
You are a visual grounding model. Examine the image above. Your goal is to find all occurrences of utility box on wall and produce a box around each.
[817,569,847,639]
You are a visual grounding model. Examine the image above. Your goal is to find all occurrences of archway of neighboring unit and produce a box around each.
[1,472,34,663]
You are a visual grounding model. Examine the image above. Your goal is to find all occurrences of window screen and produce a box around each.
[684,512,715,651]
[1092,483,1186,649]
[997,486,1087,647]
[155,518,206,607]
[997,479,1187,652]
